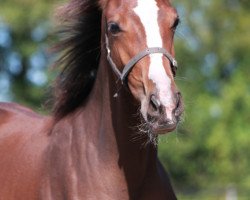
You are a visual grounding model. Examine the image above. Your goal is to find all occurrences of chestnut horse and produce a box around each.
[0,0,183,199]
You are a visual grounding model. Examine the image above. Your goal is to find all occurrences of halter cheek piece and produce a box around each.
[105,34,178,84]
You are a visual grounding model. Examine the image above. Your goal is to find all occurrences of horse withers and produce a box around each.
[0,0,183,199]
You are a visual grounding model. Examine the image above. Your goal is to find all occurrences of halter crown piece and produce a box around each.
[105,34,178,84]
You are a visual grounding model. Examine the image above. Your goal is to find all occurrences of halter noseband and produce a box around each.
[105,34,178,84]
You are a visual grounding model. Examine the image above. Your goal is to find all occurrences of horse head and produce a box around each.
[102,0,184,134]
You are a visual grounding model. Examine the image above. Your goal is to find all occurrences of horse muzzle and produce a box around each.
[145,92,183,134]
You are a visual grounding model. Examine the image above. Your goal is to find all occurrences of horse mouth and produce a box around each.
[145,112,180,134]
[148,121,178,134]
[135,115,180,146]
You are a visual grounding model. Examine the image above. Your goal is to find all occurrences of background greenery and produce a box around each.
[0,0,249,199]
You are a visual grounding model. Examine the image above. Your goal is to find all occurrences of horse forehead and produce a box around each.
[104,0,136,15]
[105,0,171,16]
[133,0,162,45]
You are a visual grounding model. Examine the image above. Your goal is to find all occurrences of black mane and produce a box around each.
[52,0,102,119]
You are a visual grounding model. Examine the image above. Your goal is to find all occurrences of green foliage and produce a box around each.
[0,0,61,109]
[158,0,250,197]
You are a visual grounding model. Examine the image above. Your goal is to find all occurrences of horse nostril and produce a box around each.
[150,94,160,112]
[176,92,181,105]
[174,92,182,117]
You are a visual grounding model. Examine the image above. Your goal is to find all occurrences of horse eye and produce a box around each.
[108,22,121,35]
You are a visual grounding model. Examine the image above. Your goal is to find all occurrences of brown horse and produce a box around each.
[0,0,183,199]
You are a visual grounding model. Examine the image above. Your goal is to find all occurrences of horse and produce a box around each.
[0,0,183,199]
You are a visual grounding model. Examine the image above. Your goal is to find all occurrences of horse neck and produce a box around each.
[89,50,158,160]
[70,49,159,194]
[48,47,159,198]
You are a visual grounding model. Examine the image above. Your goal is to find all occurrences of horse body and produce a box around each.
[41,61,176,200]
[0,0,183,199]
[0,60,176,199]
[0,103,50,199]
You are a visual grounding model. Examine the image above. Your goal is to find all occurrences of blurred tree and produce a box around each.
[159,0,250,197]
[0,0,61,109]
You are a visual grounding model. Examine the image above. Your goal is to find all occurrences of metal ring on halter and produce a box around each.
[105,34,178,84]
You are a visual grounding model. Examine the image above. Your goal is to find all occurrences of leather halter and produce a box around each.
[105,34,178,84]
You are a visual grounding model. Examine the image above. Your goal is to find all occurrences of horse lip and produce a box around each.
[155,124,177,134]
[149,121,177,134]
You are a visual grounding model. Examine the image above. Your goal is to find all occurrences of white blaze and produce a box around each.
[134,0,174,117]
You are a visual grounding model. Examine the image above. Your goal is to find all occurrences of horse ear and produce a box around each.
[98,0,108,9]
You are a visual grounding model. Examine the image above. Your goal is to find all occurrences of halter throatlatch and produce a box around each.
[105,34,178,83]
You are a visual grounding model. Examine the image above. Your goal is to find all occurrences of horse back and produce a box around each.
[0,102,52,200]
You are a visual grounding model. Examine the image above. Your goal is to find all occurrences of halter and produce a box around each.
[105,34,178,84]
